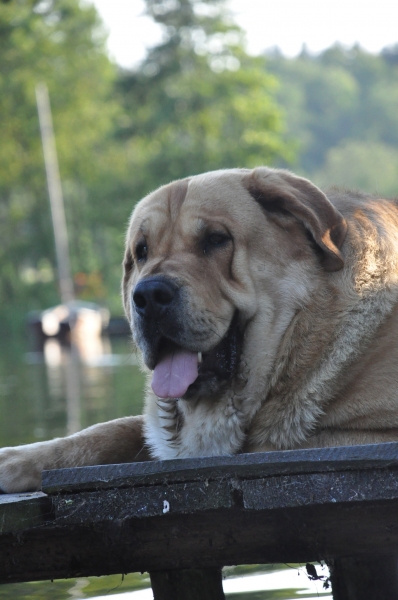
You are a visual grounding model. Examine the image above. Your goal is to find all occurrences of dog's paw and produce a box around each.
[0,445,44,493]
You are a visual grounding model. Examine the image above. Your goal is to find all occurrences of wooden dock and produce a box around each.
[1,442,398,599]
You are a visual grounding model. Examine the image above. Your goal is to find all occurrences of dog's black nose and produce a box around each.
[133,278,177,318]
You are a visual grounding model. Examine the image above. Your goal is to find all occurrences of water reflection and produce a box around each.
[0,334,144,447]
[42,335,119,435]
[44,339,80,434]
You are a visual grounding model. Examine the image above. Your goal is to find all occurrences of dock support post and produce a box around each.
[150,568,225,600]
[329,555,398,600]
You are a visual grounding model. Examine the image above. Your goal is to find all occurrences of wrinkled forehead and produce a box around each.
[129,170,255,236]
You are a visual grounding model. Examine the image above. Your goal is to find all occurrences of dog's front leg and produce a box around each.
[0,415,149,493]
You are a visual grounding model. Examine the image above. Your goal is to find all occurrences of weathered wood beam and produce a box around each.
[0,492,51,534]
[42,441,398,494]
[1,443,398,589]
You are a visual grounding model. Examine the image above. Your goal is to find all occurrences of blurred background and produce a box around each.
[0,0,397,598]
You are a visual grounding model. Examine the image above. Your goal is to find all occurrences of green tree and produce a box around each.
[117,0,293,198]
[267,44,398,194]
[314,140,398,197]
[267,48,360,172]
[0,0,291,332]
[0,0,124,329]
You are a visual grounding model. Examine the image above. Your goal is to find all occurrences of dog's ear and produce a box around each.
[243,167,347,271]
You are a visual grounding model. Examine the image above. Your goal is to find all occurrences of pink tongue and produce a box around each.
[151,350,199,398]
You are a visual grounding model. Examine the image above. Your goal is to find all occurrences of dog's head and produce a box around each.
[123,167,347,401]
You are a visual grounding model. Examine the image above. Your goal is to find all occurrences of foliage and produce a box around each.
[316,140,398,196]
[0,0,126,330]
[267,45,398,195]
[0,0,291,330]
[116,0,292,199]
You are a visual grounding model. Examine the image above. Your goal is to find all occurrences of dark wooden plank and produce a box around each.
[42,442,398,494]
[3,467,398,582]
[241,469,398,510]
[1,499,398,583]
[52,480,234,524]
[4,445,398,585]
[0,492,51,534]
[48,468,398,524]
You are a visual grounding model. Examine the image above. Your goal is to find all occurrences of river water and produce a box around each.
[0,334,331,599]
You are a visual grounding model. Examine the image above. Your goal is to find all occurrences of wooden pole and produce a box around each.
[150,569,225,600]
[36,82,74,304]
[329,555,398,600]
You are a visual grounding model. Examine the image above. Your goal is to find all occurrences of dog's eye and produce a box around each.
[203,232,231,254]
[136,241,148,262]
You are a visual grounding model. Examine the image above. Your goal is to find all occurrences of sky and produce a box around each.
[87,0,398,69]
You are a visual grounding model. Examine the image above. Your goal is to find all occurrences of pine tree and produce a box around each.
[117,0,292,196]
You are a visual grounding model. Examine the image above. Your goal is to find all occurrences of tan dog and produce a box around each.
[2,167,398,493]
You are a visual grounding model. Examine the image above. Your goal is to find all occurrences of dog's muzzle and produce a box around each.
[133,277,178,320]
[132,277,243,400]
